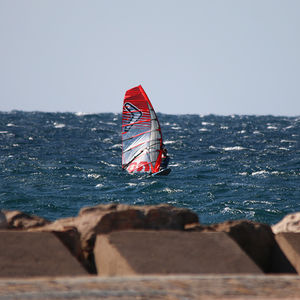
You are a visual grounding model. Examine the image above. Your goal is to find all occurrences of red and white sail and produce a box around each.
[122,85,163,174]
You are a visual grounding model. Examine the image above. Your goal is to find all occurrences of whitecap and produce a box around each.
[220,126,229,130]
[54,122,65,128]
[171,126,181,130]
[95,183,104,188]
[253,131,262,135]
[271,171,280,175]
[101,161,117,167]
[111,143,121,149]
[222,207,243,214]
[239,172,248,176]
[75,112,91,116]
[267,126,277,130]
[0,131,8,134]
[223,146,245,151]
[202,122,215,126]
[199,128,209,132]
[169,163,180,167]
[88,173,101,179]
[103,138,112,143]
[164,140,176,145]
[281,139,297,143]
[251,170,269,176]
[163,187,183,193]
[6,123,16,127]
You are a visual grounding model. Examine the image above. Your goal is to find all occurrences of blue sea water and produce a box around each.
[0,111,299,225]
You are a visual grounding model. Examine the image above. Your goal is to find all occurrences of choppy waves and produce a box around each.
[0,111,299,224]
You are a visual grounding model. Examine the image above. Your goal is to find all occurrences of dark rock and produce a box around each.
[2,210,50,229]
[0,211,8,229]
[274,233,300,274]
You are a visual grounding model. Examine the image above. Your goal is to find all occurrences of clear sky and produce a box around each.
[0,0,299,115]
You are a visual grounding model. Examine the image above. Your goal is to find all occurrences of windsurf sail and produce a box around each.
[122,85,163,174]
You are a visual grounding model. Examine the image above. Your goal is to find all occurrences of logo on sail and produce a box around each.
[123,102,142,132]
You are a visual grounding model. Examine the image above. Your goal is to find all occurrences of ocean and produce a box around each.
[0,111,299,225]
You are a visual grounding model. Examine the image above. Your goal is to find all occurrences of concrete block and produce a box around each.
[94,231,263,276]
[275,233,300,274]
[0,231,87,277]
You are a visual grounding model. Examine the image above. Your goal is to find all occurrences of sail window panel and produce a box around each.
[123,143,146,166]
[123,132,150,154]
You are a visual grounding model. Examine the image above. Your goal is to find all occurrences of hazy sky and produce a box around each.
[1,0,299,115]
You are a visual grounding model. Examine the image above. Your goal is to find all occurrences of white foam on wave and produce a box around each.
[169,163,180,167]
[75,112,92,116]
[101,161,117,167]
[6,123,16,127]
[253,131,262,135]
[163,187,183,193]
[223,146,246,151]
[88,173,101,179]
[251,170,269,176]
[164,140,176,145]
[199,128,209,132]
[281,139,297,143]
[103,138,112,143]
[53,122,65,128]
[0,131,8,134]
[267,126,277,130]
[238,130,246,134]
[239,172,248,176]
[111,143,121,149]
[202,122,215,126]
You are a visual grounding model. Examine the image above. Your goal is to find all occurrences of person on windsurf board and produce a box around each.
[121,85,171,176]
[160,144,170,171]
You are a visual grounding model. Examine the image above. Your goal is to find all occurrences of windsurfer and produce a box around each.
[160,144,170,170]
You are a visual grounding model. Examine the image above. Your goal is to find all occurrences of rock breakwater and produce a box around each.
[0,204,300,277]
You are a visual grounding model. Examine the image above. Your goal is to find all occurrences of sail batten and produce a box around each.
[122,85,163,174]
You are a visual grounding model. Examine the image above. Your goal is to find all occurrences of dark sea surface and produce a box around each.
[0,111,299,225]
